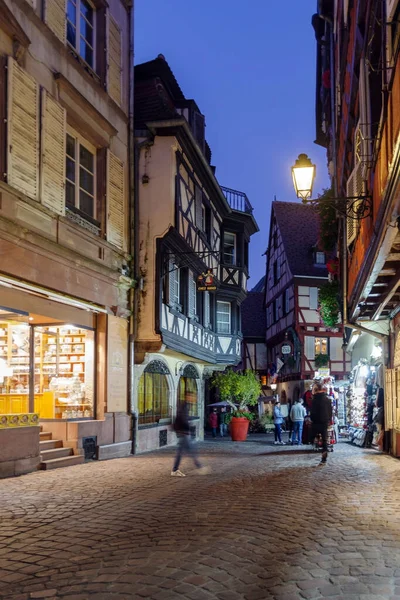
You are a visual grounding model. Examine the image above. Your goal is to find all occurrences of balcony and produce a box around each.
[221,186,253,215]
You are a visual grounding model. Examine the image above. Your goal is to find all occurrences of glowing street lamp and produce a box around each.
[291,153,316,202]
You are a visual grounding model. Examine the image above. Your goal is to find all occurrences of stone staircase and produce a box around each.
[39,429,84,470]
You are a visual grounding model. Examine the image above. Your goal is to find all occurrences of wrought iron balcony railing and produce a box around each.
[221,186,253,215]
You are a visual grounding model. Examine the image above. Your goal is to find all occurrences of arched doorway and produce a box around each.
[138,360,170,425]
[177,364,199,417]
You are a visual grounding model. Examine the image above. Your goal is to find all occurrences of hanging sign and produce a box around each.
[197,269,217,292]
[281,343,292,355]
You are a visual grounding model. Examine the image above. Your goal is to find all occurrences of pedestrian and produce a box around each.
[171,401,210,477]
[273,400,286,445]
[310,382,333,464]
[373,388,385,451]
[219,408,227,437]
[209,408,218,438]
[290,398,306,445]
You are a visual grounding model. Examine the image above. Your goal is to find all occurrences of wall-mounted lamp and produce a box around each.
[270,383,277,391]
[142,174,150,185]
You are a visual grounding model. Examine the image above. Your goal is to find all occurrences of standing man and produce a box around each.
[290,399,306,445]
[310,382,333,464]
[219,408,227,437]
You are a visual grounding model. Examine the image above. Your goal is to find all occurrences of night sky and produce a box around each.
[135,0,330,287]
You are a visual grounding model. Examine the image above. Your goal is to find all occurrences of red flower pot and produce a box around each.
[230,417,250,442]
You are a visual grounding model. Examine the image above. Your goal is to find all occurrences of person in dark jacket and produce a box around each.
[209,408,218,438]
[171,402,210,476]
[311,382,333,464]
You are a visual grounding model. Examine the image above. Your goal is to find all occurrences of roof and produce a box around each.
[241,292,266,339]
[251,276,265,292]
[272,201,328,278]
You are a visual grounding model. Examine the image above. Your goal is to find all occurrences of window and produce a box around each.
[315,337,328,355]
[223,232,236,265]
[178,376,198,418]
[138,362,170,425]
[204,291,211,328]
[216,301,231,334]
[315,252,325,264]
[67,0,95,69]
[309,287,318,310]
[66,131,96,219]
[273,259,281,285]
[284,288,290,315]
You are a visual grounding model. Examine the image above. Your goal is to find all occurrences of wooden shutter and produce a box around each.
[169,257,177,306]
[107,151,125,250]
[188,271,196,317]
[204,291,210,327]
[7,57,39,200]
[108,16,122,105]
[195,186,203,229]
[41,91,66,215]
[330,337,342,361]
[304,336,315,360]
[309,287,318,310]
[44,0,66,44]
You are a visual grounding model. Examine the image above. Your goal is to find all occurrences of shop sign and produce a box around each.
[319,367,330,377]
[197,269,217,292]
[281,344,292,355]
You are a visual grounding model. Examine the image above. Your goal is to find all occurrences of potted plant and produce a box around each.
[212,369,262,441]
[315,353,330,368]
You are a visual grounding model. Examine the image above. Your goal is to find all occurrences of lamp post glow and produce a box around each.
[292,153,316,201]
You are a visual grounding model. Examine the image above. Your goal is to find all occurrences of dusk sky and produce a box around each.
[135,1,330,287]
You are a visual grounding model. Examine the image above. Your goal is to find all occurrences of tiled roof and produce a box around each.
[272,201,328,278]
[241,292,266,339]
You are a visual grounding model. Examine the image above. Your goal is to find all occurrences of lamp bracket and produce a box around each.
[303,195,373,220]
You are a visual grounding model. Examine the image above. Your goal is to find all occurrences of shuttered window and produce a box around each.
[45,0,66,44]
[168,258,180,309]
[188,272,197,318]
[108,16,122,105]
[7,58,39,201]
[41,91,66,215]
[304,336,315,360]
[106,150,124,249]
[309,287,318,310]
[66,130,96,219]
[67,0,95,68]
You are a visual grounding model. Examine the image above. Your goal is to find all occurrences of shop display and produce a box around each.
[0,313,94,419]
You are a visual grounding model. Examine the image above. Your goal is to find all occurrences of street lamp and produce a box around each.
[291,154,316,201]
[291,154,372,220]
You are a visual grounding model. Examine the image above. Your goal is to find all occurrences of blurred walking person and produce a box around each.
[311,382,332,464]
[171,402,210,477]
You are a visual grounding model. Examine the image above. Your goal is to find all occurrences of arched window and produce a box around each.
[178,364,199,418]
[138,361,170,425]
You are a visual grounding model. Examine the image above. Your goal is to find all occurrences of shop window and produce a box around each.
[223,232,236,265]
[67,0,96,69]
[216,301,231,334]
[66,130,96,221]
[315,337,328,355]
[138,361,170,425]
[178,367,199,418]
[0,311,95,419]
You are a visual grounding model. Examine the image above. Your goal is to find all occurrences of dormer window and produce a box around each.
[315,251,326,265]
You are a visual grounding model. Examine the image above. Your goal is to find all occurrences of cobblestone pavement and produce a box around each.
[1,436,400,600]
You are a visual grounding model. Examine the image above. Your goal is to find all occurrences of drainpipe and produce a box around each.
[127,2,136,454]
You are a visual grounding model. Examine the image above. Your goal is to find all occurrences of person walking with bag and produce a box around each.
[171,401,210,477]
[310,382,332,464]
[273,400,286,445]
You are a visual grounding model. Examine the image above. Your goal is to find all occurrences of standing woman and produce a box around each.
[273,400,286,445]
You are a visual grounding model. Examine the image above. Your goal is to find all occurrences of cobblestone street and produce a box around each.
[1,438,400,600]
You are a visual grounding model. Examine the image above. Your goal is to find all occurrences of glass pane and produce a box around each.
[79,145,94,173]
[66,157,76,182]
[79,167,93,194]
[79,190,94,217]
[80,38,93,67]
[66,181,76,207]
[80,15,93,46]
[81,0,94,24]
[0,315,30,415]
[67,22,76,47]
[66,135,75,159]
[67,0,76,25]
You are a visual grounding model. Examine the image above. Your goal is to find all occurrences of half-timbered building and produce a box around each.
[133,56,258,452]
[265,201,350,404]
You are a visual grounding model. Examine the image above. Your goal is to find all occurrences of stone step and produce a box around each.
[39,431,52,441]
[40,447,72,461]
[39,439,63,450]
[40,455,85,470]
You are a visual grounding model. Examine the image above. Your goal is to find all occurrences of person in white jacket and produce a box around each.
[290,399,306,445]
